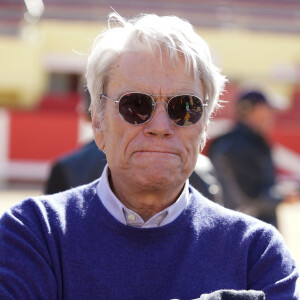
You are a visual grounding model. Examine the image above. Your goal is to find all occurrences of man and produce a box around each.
[0,13,298,299]
[208,90,298,227]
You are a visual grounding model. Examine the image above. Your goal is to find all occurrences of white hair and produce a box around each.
[86,12,227,148]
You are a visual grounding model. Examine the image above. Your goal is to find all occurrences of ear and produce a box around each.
[91,103,105,151]
[199,145,203,154]
[199,124,208,154]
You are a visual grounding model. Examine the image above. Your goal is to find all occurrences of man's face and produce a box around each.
[247,103,275,137]
[93,50,205,192]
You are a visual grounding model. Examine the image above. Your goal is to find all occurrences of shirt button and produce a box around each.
[128,214,136,221]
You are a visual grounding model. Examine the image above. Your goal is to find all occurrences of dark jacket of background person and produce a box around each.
[208,122,280,227]
[191,153,223,204]
[45,141,222,204]
[45,141,107,194]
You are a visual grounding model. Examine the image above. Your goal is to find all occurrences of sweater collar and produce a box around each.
[96,165,190,228]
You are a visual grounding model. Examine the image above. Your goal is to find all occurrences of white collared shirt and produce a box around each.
[96,165,190,228]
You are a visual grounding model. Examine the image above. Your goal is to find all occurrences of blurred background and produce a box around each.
[0,0,299,273]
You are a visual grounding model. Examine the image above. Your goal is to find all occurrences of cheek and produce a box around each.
[180,129,202,164]
[189,145,201,168]
[103,114,139,159]
[102,105,122,142]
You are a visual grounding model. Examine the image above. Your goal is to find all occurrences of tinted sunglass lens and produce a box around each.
[119,93,154,125]
[168,95,202,126]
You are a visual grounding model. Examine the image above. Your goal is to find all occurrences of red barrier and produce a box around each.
[9,110,78,161]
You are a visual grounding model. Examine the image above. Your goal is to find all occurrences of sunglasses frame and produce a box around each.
[100,92,208,127]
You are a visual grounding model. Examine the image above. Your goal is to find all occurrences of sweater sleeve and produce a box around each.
[245,223,299,299]
[0,199,59,300]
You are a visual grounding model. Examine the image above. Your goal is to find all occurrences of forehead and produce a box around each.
[106,50,203,98]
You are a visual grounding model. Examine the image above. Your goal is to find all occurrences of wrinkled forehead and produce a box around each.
[119,38,199,77]
[107,49,203,99]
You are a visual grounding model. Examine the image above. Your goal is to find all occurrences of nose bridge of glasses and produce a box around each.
[150,95,170,110]
[153,100,169,111]
[148,96,171,125]
[147,101,174,132]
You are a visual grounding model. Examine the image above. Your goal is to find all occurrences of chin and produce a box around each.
[134,168,186,189]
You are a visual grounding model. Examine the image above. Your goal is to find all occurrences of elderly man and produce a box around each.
[0,13,298,300]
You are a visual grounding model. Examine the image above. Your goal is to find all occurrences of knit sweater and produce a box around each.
[0,181,298,300]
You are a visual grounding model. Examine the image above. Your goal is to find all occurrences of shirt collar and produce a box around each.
[97,165,190,228]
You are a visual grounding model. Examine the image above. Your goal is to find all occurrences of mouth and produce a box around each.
[133,150,180,158]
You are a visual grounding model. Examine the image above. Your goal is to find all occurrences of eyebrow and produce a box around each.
[115,91,201,100]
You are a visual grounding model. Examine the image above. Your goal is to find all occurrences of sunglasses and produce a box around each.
[100,92,207,127]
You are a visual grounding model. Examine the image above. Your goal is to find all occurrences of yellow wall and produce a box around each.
[0,20,104,108]
[199,28,300,98]
[39,20,103,53]
[0,20,299,108]
[0,36,46,107]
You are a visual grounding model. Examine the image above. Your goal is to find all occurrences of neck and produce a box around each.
[240,115,271,138]
[108,171,184,221]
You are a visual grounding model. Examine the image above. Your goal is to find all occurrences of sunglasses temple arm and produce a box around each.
[100,94,120,104]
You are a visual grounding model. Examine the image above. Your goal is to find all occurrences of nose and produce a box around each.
[144,101,174,138]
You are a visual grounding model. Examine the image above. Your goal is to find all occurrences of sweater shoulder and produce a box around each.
[188,188,296,276]
[1,181,99,236]
[188,187,279,240]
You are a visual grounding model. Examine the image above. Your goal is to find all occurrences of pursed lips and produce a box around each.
[133,149,180,157]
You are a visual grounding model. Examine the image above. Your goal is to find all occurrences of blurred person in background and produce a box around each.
[44,88,107,194]
[45,86,223,204]
[0,13,298,299]
[208,90,300,228]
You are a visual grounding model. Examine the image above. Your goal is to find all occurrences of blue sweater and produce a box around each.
[0,181,298,299]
